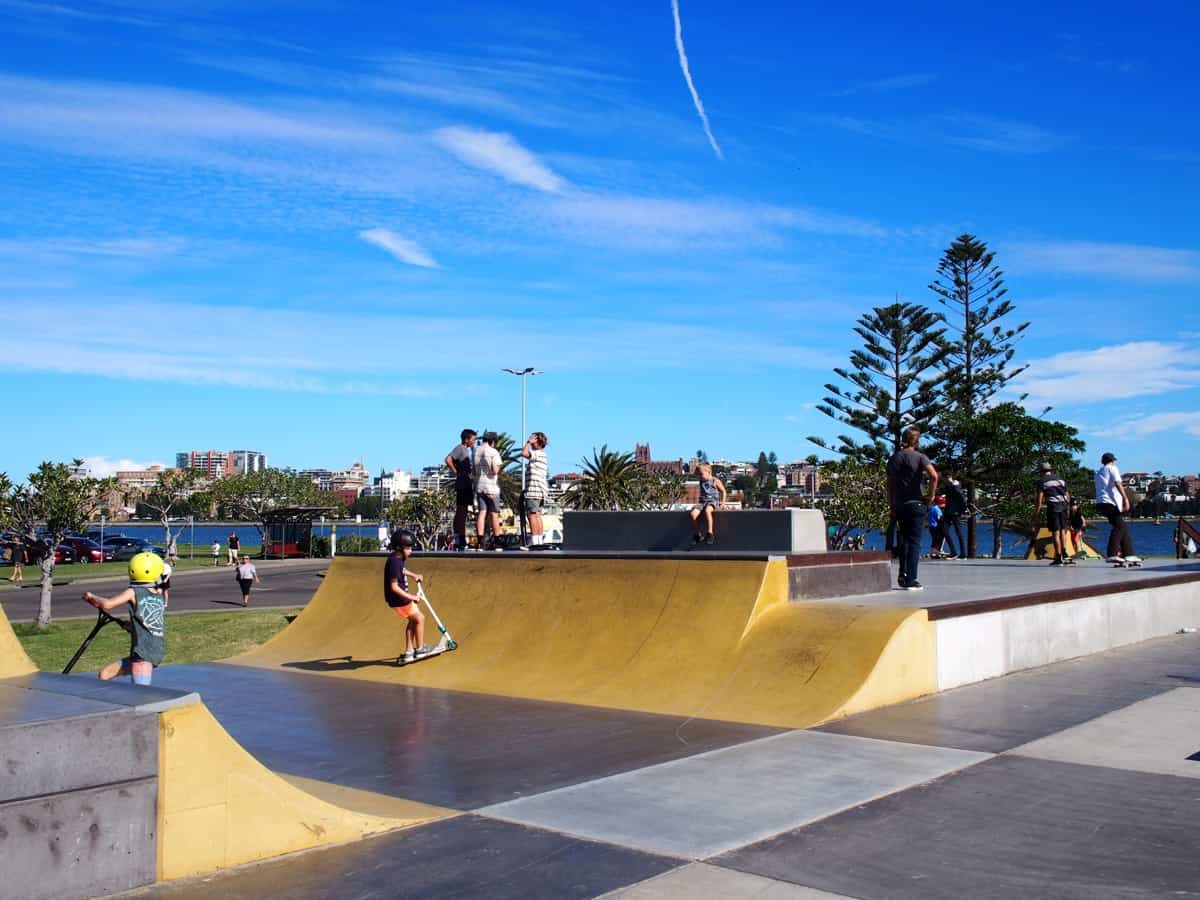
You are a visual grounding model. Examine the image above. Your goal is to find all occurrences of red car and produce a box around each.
[61,537,110,564]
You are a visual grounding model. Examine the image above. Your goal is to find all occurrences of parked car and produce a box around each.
[110,540,165,562]
[99,536,146,554]
[62,536,112,564]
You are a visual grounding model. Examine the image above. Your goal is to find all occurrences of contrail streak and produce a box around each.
[671,0,723,159]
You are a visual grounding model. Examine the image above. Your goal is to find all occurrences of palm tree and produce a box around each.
[564,446,650,510]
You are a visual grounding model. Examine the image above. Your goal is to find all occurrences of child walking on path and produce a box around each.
[384,531,437,663]
[210,540,221,566]
[81,551,165,685]
[690,463,727,545]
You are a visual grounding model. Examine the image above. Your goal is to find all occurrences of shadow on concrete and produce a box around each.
[283,655,399,672]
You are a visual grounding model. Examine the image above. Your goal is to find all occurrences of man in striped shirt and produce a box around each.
[521,432,550,548]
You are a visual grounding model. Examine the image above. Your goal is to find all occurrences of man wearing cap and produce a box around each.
[1094,452,1135,561]
[1035,461,1073,565]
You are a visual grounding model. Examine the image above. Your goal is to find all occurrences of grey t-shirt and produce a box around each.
[129,583,165,665]
[448,444,473,487]
[887,448,932,505]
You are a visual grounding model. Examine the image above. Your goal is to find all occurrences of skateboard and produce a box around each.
[1108,556,1143,568]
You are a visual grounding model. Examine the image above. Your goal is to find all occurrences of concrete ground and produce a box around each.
[119,629,1200,899]
[0,558,328,621]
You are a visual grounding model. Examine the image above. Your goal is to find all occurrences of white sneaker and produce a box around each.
[401,650,415,664]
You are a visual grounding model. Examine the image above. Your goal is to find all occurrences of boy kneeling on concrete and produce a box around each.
[385,530,438,663]
[81,551,166,685]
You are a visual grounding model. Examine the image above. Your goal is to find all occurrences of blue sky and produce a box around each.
[1,0,1198,481]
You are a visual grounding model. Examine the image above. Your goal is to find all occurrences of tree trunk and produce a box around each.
[992,516,1003,559]
[36,555,55,630]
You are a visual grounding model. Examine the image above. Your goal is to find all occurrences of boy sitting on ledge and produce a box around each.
[690,463,727,545]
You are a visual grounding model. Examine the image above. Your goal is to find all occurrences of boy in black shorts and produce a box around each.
[1036,462,1073,565]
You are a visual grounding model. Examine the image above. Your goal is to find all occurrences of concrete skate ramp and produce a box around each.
[234,556,937,729]
[0,602,35,677]
[157,699,448,880]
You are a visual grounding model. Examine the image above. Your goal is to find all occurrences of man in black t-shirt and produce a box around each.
[886,427,939,591]
[444,429,477,551]
[1036,462,1073,565]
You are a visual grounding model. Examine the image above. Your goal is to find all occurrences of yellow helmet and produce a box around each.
[129,551,164,585]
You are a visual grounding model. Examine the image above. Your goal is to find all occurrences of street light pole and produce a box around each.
[501,367,542,546]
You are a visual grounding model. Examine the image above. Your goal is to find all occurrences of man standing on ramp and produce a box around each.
[445,429,477,551]
[887,427,938,591]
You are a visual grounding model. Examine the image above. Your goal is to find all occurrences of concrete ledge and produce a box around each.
[789,556,893,601]
[563,509,827,553]
[0,778,158,900]
[935,577,1200,690]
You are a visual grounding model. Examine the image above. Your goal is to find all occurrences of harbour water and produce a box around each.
[92,518,1192,558]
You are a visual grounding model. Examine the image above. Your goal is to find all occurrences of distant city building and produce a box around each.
[115,465,172,493]
[331,461,370,504]
[229,450,268,474]
[370,469,413,504]
[635,443,685,475]
[176,450,230,478]
[299,468,334,491]
[417,466,452,493]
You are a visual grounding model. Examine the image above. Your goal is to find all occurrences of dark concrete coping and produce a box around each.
[787,551,890,567]
[349,550,791,562]
[2,671,198,715]
[926,570,1200,621]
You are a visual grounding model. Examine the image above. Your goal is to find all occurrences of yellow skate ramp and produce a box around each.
[158,699,452,880]
[235,556,936,729]
[0,602,36,677]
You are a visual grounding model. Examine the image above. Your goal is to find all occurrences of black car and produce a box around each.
[110,540,166,562]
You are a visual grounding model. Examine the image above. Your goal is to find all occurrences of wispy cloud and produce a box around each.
[820,112,1068,154]
[1012,341,1200,408]
[0,298,837,395]
[0,236,187,260]
[670,0,722,160]
[538,193,888,250]
[359,229,438,269]
[827,72,937,97]
[433,126,567,193]
[1097,411,1200,440]
[1008,241,1200,282]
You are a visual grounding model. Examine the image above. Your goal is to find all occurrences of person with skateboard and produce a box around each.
[1095,452,1139,565]
[942,474,967,559]
[1036,462,1074,565]
[444,428,477,552]
[690,462,727,545]
[473,431,503,550]
[81,551,166,685]
[384,531,438,663]
[887,427,938,591]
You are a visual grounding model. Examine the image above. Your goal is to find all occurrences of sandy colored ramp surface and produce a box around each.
[0,602,35,677]
[157,700,450,880]
[232,555,936,729]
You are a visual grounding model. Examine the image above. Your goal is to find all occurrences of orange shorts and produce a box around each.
[391,603,417,619]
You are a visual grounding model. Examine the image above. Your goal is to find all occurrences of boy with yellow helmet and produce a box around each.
[81,551,166,685]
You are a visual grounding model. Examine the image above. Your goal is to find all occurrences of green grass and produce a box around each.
[14,607,302,673]
[6,546,265,583]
